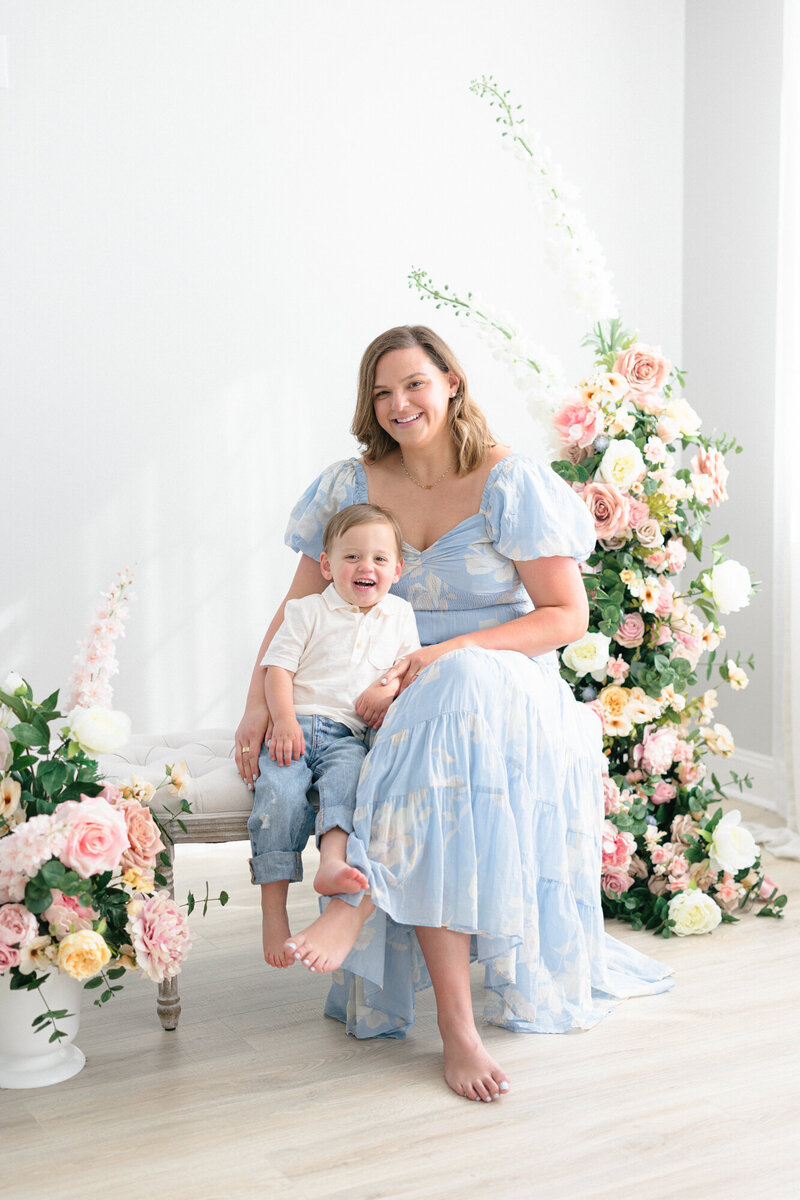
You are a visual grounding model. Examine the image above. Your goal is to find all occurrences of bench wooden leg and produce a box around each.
[157,838,182,1031]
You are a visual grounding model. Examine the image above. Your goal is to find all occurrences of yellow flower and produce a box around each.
[57,929,111,980]
[123,867,156,894]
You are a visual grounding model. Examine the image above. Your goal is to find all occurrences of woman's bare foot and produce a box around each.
[260,881,295,968]
[285,895,375,973]
[313,859,368,896]
[440,1023,510,1102]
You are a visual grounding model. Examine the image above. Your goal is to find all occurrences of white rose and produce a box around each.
[561,632,612,678]
[668,890,722,936]
[66,706,132,755]
[665,397,702,437]
[2,671,25,695]
[597,439,645,490]
[702,560,752,614]
[708,810,759,875]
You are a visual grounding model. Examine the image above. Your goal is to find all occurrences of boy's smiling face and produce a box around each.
[320,520,403,612]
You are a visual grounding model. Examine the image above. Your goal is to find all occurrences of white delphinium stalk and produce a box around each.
[471,76,619,328]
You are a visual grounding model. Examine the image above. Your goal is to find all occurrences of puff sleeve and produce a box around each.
[483,454,596,562]
[284,458,366,561]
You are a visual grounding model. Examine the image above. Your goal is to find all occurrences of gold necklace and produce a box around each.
[400,454,454,490]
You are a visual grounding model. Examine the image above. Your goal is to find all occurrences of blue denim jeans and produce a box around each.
[248,715,368,885]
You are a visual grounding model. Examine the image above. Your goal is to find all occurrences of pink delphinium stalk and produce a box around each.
[63,567,136,711]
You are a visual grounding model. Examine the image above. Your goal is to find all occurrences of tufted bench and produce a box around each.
[98,730,254,1031]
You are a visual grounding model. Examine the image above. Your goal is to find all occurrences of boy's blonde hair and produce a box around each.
[322,504,404,560]
[351,325,494,474]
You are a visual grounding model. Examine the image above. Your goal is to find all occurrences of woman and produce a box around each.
[236,325,672,1102]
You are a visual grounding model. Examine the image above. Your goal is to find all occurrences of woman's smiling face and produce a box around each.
[372,346,458,450]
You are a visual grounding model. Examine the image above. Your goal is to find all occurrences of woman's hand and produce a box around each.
[235,702,272,791]
[380,643,455,696]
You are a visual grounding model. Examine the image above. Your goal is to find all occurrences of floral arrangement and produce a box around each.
[409,77,787,936]
[0,675,221,1041]
[62,567,135,711]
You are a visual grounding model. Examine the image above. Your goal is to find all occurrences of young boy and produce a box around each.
[248,503,420,967]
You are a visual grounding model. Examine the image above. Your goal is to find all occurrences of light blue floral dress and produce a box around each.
[286,454,673,1037]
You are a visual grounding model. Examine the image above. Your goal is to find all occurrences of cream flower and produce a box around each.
[597,439,645,490]
[726,661,749,690]
[703,560,752,614]
[66,706,132,755]
[701,722,735,757]
[708,810,759,875]
[665,396,702,437]
[561,632,612,678]
[668,890,721,936]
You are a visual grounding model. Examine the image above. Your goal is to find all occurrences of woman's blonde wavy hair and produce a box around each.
[351,325,494,475]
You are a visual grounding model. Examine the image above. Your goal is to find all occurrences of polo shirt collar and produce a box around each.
[323,583,389,616]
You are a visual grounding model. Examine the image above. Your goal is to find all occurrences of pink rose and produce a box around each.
[650,844,674,866]
[0,903,39,947]
[603,777,622,815]
[111,797,165,874]
[581,482,630,539]
[613,612,646,648]
[665,538,688,574]
[554,398,604,449]
[128,891,192,983]
[627,499,650,529]
[690,447,729,506]
[59,796,129,877]
[655,585,674,618]
[0,942,21,972]
[640,725,679,776]
[758,877,779,902]
[602,868,634,898]
[42,890,99,940]
[652,779,678,804]
[614,343,672,399]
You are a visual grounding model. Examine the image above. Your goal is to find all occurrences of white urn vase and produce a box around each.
[0,970,85,1089]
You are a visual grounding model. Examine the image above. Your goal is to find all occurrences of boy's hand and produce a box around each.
[268,718,306,766]
[355,679,399,730]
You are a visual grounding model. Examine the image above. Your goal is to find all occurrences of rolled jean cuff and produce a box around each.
[249,850,304,885]
[315,808,356,848]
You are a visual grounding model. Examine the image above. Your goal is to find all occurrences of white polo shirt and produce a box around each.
[261,584,420,736]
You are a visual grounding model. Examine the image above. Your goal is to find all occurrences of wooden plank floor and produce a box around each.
[3,799,799,1200]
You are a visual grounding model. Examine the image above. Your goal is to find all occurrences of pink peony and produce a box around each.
[639,725,679,776]
[581,482,630,539]
[0,813,67,886]
[677,760,706,787]
[665,538,688,574]
[111,797,165,874]
[59,796,129,878]
[554,398,604,449]
[613,612,646,648]
[128,891,192,983]
[602,868,634,898]
[652,779,678,804]
[0,903,39,947]
[690,447,729,506]
[42,890,99,940]
[607,656,630,683]
[0,942,21,973]
[614,343,672,400]
[602,821,636,870]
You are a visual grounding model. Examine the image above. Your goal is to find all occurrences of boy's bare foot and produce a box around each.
[285,895,375,974]
[313,859,369,896]
[260,882,295,968]
[440,1023,510,1102]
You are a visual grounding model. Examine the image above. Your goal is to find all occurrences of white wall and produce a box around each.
[683,0,783,768]
[3,0,686,731]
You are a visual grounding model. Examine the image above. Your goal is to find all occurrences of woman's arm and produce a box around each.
[385,556,589,692]
[235,553,326,788]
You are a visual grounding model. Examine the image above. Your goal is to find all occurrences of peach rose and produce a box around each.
[112,797,165,874]
[614,343,671,399]
[613,612,646,648]
[59,796,130,877]
[581,482,630,539]
[57,929,111,980]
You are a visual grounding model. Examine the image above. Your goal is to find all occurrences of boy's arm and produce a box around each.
[264,666,306,766]
[355,605,420,729]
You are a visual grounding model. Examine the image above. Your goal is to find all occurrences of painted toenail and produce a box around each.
[483,1096,492,1102]
[474,1096,480,1102]
[310,966,316,972]
[499,1081,509,1092]
[287,941,296,949]
[293,952,301,959]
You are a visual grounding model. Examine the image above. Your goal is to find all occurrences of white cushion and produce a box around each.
[97,729,252,819]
